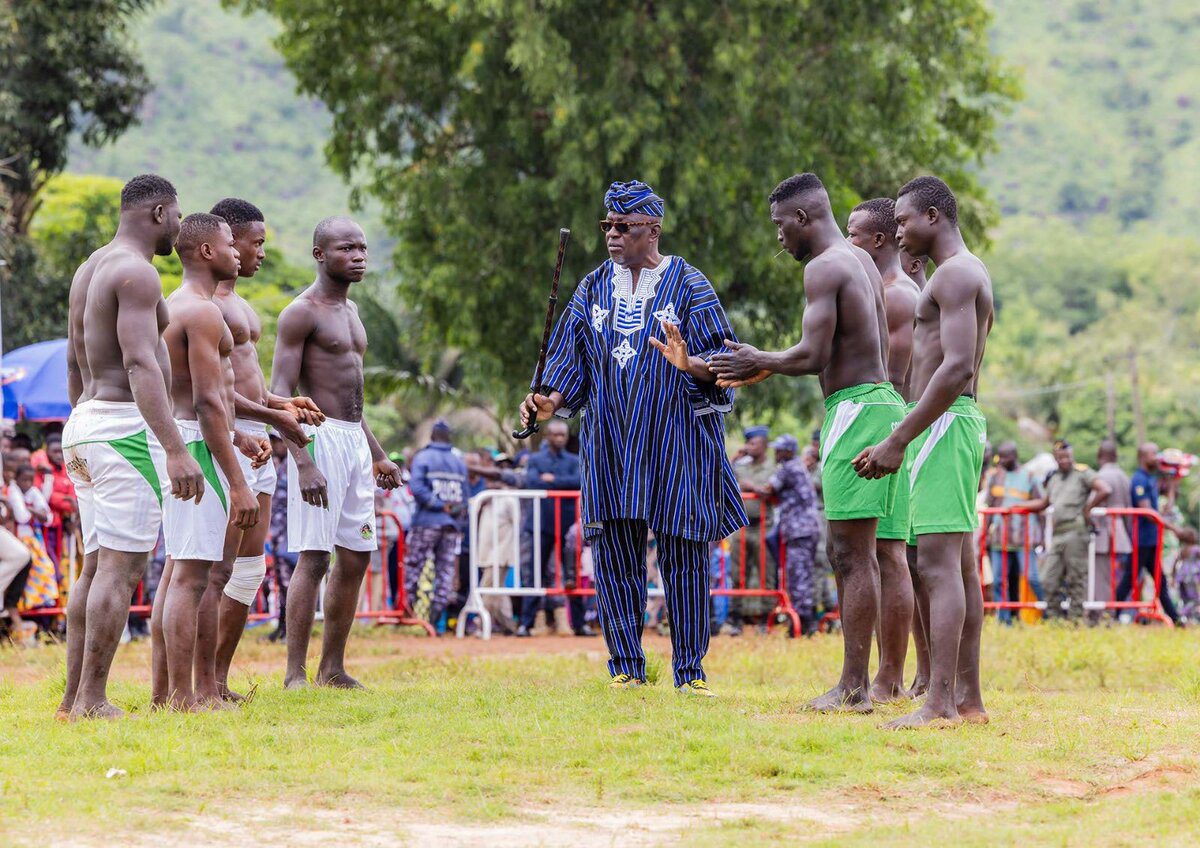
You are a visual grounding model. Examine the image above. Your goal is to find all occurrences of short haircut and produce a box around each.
[768,173,825,206]
[16,463,34,478]
[313,215,359,248]
[176,212,229,256]
[897,175,958,225]
[120,174,177,211]
[851,197,896,238]
[45,433,62,446]
[209,197,264,232]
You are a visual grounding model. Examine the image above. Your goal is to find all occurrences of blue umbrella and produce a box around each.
[2,339,71,421]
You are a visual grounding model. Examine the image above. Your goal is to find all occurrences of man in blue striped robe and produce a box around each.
[519,180,746,696]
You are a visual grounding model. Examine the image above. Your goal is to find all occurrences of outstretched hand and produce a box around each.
[710,339,770,386]
[648,320,691,372]
[716,370,772,389]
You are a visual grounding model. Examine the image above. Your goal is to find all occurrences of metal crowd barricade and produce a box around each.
[17,510,433,634]
[1086,507,1170,624]
[456,490,799,639]
[978,505,1046,615]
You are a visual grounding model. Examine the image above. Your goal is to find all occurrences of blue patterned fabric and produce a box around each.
[538,255,747,542]
[592,519,710,686]
[604,180,665,217]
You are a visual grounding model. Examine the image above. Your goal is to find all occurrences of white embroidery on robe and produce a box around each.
[611,339,637,369]
[591,304,610,332]
[610,258,668,338]
[652,302,680,326]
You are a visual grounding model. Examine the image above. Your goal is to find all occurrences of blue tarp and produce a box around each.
[2,339,71,421]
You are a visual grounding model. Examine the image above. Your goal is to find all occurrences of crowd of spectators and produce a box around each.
[979,438,1200,626]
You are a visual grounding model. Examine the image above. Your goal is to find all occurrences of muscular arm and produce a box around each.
[115,265,188,458]
[269,302,318,469]
[360,417,386,463]
[67,332,83,407]
[890,269,981,446]
[184,304,250,492]
[716,264,839,379]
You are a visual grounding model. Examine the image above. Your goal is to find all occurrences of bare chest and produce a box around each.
[217,295,261,346]
[312,310,367,357]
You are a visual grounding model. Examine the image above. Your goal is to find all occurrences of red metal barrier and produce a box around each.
[462,490,801,636]
[17,510,434,634]
[1088,507,1170,624]
[978,505,1042,614]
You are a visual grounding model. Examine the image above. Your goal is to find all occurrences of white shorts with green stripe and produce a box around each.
[62,400,167,555]
[163,419,232,562]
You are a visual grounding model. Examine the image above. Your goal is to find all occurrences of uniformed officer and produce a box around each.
[1027,440,1112,620]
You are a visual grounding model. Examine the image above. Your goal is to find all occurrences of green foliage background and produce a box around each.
[6,0,1199,477]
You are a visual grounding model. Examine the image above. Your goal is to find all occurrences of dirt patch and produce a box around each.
[41,798,861,848]
[1034,751,1196,800]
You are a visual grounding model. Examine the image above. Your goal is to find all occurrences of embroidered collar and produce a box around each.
[611,255,672,301]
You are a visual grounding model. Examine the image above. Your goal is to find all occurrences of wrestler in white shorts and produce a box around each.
[162,419,229,562]
[62,399,167,554]
[288,416,377,554]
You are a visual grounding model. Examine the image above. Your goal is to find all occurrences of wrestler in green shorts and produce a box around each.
[820,382,906,522]
[907,395,987,540]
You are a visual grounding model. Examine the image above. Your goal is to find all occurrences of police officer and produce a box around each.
[404,419,469,627]
[1027,440,1111,620]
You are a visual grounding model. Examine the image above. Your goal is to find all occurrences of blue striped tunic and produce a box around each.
[539,255,747,543]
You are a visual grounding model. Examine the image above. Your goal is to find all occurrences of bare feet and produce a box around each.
[805,685,873,714]
[956,702,990,724]
[869,679,909,705]
[315,670,365,690]
[882,703,962,730]
[69,700,125,721]
[195,696,238,712]
[218,684,248,704]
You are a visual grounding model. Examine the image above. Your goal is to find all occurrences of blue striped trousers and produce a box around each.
[589,519,710,687]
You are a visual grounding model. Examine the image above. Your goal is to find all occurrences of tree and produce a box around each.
[0,0,152,237]
[240,0,1017,417]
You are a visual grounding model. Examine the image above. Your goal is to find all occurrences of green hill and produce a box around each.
[984,0,1200,229]
[66,0,379,259]
[67,0,1200,251]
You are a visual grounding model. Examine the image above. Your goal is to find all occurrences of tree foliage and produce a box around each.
[0,0,152,237]
[979,215,1200,507]
[238,0,1017,416]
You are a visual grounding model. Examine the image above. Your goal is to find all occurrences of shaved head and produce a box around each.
[313,216,361,248]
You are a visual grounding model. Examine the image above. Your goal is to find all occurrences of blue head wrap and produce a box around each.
[604,180,665,218]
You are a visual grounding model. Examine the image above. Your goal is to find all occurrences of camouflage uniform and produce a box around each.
[404,525,460,621]
[768,456,820,622]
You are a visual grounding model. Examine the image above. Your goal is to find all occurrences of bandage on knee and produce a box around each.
[224,554,267,606]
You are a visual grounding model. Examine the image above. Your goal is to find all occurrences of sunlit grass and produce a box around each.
[2,623,1199,846]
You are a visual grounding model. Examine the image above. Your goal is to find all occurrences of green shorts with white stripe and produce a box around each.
[819,382,906,522]
[907,395,987,539]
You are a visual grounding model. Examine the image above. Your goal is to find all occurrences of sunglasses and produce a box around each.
[599,220,654,234]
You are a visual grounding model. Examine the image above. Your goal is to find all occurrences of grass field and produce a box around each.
[2,623,1199,847]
